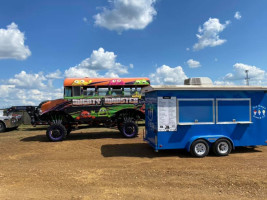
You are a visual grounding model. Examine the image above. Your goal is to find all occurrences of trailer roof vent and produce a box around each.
[184,77,213,85]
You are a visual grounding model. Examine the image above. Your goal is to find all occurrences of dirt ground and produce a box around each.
[0,125,266,200]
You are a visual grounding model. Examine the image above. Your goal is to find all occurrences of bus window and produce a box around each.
[132,87,142,98]
[137,87,144,97]
[86,88,96,96]
[111,88,123,96]
[65,87,72,97]
[73,86,81,97]
[123,87,132,97]
[98,88,110,97]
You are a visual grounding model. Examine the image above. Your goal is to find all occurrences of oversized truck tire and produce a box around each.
[120,121,139,138]
[46,123,67,142]
[190,139,210,158]
[212,139,232,156]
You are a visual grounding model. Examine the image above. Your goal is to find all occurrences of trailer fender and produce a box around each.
[185,135,234,152]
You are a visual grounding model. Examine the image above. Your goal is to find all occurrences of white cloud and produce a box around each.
[65,47,129,78]
[186,48,190,51]
[234,11,241,20]
[7,71,47,89]
[0,86,62,108]
[193,18,230,51]
[65,67,99,78]
[46,69,62,79]
[217,63,266,85]
[0,71,63,108]
[94,0,157,33]
[150,65,187,85]
[104,71,119,78]
[0,22,31,60]
[187,59,201,68]
[0,85,15,98]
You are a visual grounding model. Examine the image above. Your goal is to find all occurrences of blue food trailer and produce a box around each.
[143,84,267,157]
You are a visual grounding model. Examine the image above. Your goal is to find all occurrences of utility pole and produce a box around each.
[245,70,249,86]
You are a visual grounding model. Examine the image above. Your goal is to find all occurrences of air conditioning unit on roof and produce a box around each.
[184,77,213,85]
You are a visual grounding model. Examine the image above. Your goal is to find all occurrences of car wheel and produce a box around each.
[0,121,6,132]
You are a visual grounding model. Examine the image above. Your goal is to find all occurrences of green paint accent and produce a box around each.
[68,104,141,120]
[98,107,110,117]
[134,79,150,85]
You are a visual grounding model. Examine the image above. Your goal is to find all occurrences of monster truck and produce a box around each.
[28,77,150,141]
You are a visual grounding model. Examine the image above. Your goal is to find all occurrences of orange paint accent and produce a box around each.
[64,77,150,87]
[41,99,67,113]
[76,110,95,120]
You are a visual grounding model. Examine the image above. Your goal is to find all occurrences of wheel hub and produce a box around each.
[125,126,134,134]
[51,129,61,138]
[218,142,229,154]
[195,143,206,155]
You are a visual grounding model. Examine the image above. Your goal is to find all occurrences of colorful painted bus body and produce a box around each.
[143,85,267,157]
[31,77,150,141]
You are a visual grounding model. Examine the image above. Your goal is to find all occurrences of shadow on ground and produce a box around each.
[232,146,261,154]
[20,127,48,132]
[101,143,189,158]
[20,131,123,142]
[101,143,262,158]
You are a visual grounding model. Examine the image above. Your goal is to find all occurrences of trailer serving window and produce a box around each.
[177,99,215,125]
[216,98,251,124]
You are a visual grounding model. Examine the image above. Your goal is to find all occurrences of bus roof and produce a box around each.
[64,77,150,87]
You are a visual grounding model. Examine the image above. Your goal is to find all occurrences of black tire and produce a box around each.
[212,138,232,156]
[46,123,67,142]
[120,121,139,138]
[190,139,209,158]
[0,121,6,133]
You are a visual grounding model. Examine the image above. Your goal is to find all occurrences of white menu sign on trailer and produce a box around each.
[157,96,177,131]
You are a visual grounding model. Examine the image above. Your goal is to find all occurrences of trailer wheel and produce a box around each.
[121,121,139,138]
[190,139,209,158]
[212,139,232,156]
[0,121,6,133]
[46,123,67,142]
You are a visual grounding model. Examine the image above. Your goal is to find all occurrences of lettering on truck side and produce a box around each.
[72,98,139,106]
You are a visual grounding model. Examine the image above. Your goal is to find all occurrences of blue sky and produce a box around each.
[1,0,267,107]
